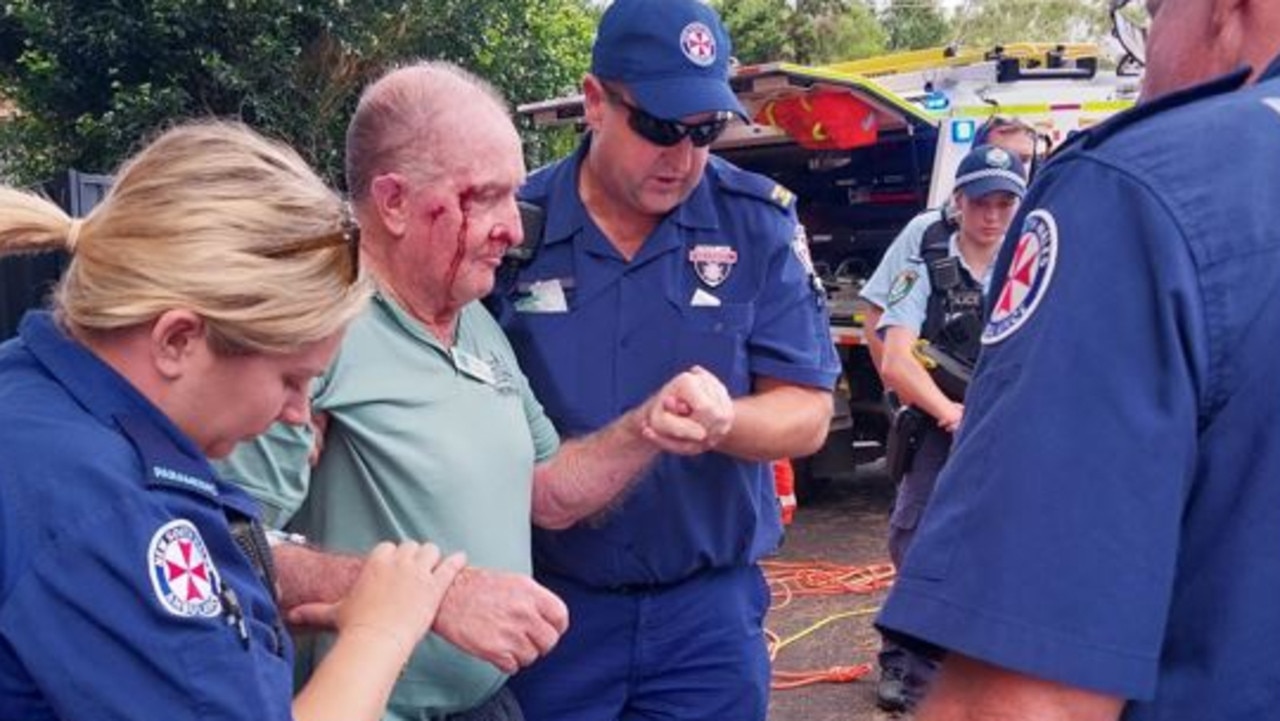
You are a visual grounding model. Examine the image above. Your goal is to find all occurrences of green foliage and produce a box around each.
[880,0,950,51]
[794,0,886,64]
[522,124,585,171]
[714,0,794,65]
[954,0,1109,47]
[714,0,885,66]
[0,0,595,187]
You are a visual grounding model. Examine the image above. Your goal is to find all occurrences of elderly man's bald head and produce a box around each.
[345,61,513,204]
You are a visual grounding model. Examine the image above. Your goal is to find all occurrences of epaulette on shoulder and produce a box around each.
[711,157,796,213]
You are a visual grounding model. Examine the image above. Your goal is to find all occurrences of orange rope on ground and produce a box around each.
[772,664,874,689]
[762,559,895,610]
[763,559,895,691]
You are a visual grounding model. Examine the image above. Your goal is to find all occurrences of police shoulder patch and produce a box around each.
[887,269,919,306]
[983,209,1059,344]
[148,519,223,618]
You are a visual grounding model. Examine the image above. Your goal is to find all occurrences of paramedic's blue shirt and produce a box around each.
[878,58,1280,720]
[0,313,293,721]
[493,144,840,588]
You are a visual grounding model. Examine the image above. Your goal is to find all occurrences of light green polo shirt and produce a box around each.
[219,292,560,716]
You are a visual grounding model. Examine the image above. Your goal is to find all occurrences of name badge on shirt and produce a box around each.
[452,347,499,386]
[514,278,569,314]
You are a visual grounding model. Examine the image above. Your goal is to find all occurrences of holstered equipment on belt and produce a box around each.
[885,405,927,484]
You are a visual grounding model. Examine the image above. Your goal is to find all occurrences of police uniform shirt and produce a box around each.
[0,313,292,721]
[862,210,995,336]
[878,58,1280,719]
[494,142,841,588]
[860,209,939,316]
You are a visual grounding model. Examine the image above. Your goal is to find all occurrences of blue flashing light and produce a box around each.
[923,90,951,111]
[951,119,976,144]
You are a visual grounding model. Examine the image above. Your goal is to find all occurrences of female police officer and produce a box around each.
[0,120,463,721]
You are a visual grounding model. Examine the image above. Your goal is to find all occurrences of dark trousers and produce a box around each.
[879,426,951,694]
[510,565,771,721]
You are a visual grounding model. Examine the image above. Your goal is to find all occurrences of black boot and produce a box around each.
[875,665,911,713]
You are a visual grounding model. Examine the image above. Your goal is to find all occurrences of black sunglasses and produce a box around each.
[262,207,361,285]
[603,86,730,148]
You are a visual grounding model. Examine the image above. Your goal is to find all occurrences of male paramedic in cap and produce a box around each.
[859,144,1025,712]
[488,0,841,718]
[876,0,1280,719]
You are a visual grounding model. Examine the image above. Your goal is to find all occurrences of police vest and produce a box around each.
[919,217,984,366]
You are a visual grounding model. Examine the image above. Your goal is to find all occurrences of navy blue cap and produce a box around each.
[591,0,748,121]
[954,144,1027,199]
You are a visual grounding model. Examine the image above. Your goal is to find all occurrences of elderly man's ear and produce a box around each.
[370,173,411,237]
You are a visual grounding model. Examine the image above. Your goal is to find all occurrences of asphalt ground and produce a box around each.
[765,463,911,721]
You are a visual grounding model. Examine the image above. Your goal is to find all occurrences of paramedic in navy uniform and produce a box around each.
[876,0,1280,718]
[490,0,841,719]
[0,121,463,721]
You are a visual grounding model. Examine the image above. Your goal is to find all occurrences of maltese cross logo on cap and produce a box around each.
[681,22,717,67]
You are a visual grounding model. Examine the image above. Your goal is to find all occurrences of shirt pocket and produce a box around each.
[502,312,596,431]
[674,303,754,396]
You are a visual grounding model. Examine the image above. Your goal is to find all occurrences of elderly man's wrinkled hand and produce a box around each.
[641,365,735,455]
[432,567,569,674]
[288,542,465,658]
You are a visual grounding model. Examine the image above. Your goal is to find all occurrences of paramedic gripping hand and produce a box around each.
[278,545,568,676]
[641,365,735,453]
[294,543,465,721]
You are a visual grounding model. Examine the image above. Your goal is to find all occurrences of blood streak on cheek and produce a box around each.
[445,187,476,295]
